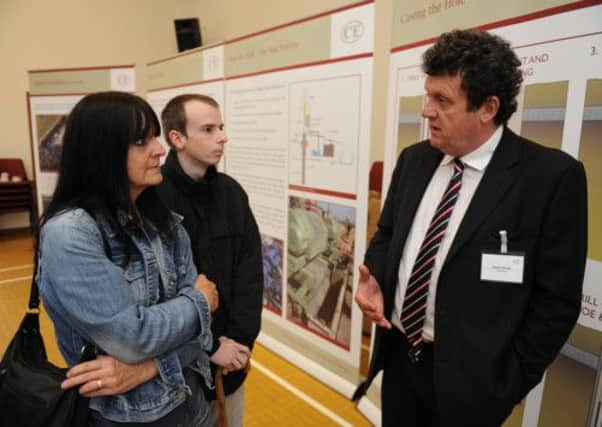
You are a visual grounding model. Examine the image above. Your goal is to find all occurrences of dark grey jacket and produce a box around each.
[158,150,264,398]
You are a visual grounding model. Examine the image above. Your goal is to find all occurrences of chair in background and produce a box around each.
[0,158,37,232]
[368,160,383,194]
[366,161,383,241]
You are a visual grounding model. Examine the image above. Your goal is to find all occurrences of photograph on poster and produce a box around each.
[520,81,567,150]
[262,234,283,314]
[36,114,67,172]
[397,94,424,156]
[286,196,355,349]
[580,79,602,264]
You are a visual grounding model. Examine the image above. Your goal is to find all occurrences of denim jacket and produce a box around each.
[37,208,213,423]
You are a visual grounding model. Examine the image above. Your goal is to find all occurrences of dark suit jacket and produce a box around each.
[357,127,587,426]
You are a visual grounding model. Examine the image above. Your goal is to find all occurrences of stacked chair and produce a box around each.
[0,158,37,232]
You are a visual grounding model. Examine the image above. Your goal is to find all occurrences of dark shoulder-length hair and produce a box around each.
[42,91,173,238]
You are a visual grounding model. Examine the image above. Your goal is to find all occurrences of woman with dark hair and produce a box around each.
[37,91,218,426]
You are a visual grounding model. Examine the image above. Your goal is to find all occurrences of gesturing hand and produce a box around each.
[355,264,391,329]
[194,273,219,312]
[61,355,157,398]
[210,337,251,375]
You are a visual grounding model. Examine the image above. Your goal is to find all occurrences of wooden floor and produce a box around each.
[0,231,371,426]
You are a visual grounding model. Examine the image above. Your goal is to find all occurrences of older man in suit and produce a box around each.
[354,29,587,426]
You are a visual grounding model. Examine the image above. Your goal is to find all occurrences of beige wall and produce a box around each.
[1,0,391,229]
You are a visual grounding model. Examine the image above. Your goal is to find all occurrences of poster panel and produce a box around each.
[384,3,602,331]
[223,1,374,390]
[363,2,602,425]
[27,65,135,216]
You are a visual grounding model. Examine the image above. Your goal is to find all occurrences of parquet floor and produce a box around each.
[0,231,371,426]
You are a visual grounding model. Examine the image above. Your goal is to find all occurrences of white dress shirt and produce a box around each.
[391,126,503,341]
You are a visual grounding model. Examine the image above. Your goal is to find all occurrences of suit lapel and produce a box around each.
[444,128,521,265]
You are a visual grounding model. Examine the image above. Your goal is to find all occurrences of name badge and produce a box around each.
[480,252,524,284]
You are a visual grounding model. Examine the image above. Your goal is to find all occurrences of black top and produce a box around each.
[158,150,264,398]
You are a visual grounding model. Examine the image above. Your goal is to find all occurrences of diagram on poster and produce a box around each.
[288,76,361,195]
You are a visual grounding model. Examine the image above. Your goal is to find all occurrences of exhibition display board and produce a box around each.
[27,65,135,215]
[27,65,136,215]
[224,1,374,395]
[363,1,602,426]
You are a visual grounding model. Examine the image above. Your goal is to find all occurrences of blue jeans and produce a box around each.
[89,369,210,427]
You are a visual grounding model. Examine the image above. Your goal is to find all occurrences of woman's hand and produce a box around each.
[61,355,157,397]
[194,273,219,312]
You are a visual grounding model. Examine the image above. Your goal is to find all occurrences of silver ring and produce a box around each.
[96,379,102,390]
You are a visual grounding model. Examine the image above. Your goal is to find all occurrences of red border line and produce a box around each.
[147,42,225,66]
[225,0,373,45]
[147,48,203,66]
[28,91,135,97]
[514,30,602,49]
[289,184,356,200]
[262,304,282,316]
[390,0,602,53]
[28,64,134,73]
[147,78,225,93]
[393,30,602,73]
[28,92,91,97]
[287,317,351,351]
[391,37,438,53]
[226,52,372,81]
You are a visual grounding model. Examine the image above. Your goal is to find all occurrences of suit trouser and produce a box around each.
[381,327,438,427]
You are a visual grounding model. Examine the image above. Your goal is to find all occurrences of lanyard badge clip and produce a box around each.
[499,230,508,254]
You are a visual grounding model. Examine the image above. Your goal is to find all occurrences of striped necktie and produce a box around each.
[401,158,465,362]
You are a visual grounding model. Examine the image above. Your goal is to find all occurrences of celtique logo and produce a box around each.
[341,20,364,44]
